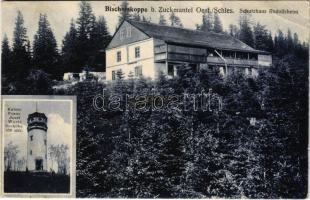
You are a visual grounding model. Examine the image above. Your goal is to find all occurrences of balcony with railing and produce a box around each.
[154,44,271,67]
[154,44,207,63]
[154,44,167,54]
[154,52,207,63]
[207,56,259,67]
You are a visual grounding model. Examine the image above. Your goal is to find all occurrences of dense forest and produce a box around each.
[1,0,309,198]
[61,53,308,197]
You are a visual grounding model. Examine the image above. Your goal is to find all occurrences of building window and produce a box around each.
[168,64,174,76]
[126,26,131,37]
[135,66,143,77]
[135,47,140,58]
[30,135,33,141]
[30,150,32,155]
[44,140,47,145]
[117,51,121,62]
[112,70,116,80]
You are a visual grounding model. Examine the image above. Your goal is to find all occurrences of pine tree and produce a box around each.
[76,0,96,71]
[266,31,274,52]
[159,14,167,25]
[238,15,254,47]
[286,29,294,52]
[1,34,12,75]
[132,13,141,21]
[229,24,239,38]
[90,16,111,71]
[274,30,286,55]
[11,10,31,79]
[169,12,183,27]
[77,1,96,40]
[253,23,269,51]
[95,16,111,45]
[91,16,110,49]
[33,14,59,78]
[273,35,278,53]
[118,0,132,26]
[277,30,285,46]
[62,19,79,73]
[13,11,27,52]
[293,33,299,49]
[198,13,212,32]
[213,13,223,33]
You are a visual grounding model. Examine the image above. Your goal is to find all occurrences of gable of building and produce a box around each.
[106,21,150,49]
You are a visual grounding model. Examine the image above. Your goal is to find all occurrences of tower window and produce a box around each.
[135,47,140,58]
[30,150,32,155]
[30,135,33,141]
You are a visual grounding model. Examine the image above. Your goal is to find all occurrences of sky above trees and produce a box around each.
[2,1,309,47]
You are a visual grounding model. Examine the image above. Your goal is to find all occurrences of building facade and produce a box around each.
[26,112,48,171]
[105,20,272,81]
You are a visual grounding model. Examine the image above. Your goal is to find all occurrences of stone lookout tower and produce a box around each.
[26,105,48,171]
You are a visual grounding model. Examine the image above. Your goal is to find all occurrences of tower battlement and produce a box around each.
[27,112,48,131]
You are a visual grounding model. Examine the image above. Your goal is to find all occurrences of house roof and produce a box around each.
[127,20,269,54]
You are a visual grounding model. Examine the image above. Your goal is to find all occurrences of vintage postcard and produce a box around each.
[1,96,76,197]
[1,0,309,198]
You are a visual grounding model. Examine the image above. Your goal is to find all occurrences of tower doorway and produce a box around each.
[35,159,43,170]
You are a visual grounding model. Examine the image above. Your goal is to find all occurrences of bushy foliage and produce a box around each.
[54,54,307,197]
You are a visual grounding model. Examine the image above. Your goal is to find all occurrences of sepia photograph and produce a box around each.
[1,96,76,197]
[1,0,309,198]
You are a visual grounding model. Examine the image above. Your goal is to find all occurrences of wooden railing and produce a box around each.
[154,45,269,67]
[167,53,207,63]
[154,44,167,54]
[207,56,258,66]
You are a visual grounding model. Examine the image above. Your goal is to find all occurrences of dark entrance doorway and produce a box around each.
[189,63,199,73]
[35,159,43,170]
[168,64,174,76]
